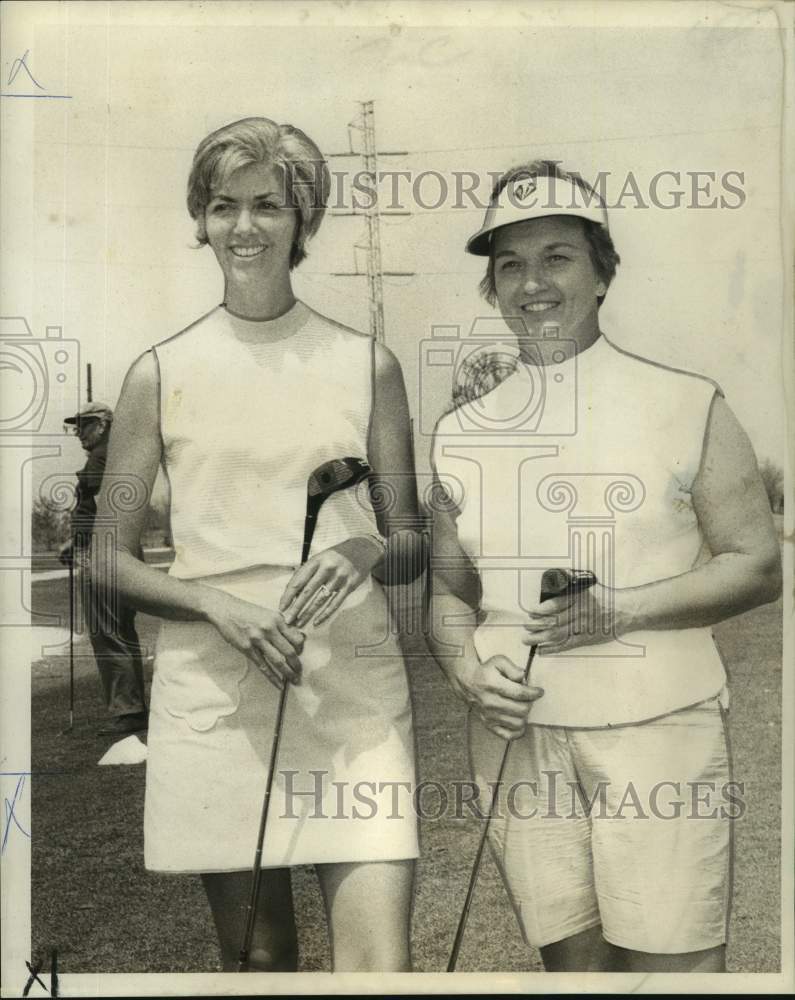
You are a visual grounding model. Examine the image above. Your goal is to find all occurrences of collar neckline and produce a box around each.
[517,332,608,371]
[221,299,309,343]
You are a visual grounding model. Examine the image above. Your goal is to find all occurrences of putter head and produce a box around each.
[307,457,372,498]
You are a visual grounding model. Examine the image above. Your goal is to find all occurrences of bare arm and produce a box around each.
[94,350,210,621]
[95,350,304,686]
[425,468,540,740]
[280,341,425,628]
[631,394,781,626]
[525,395,782,650]
[368,341,424,583]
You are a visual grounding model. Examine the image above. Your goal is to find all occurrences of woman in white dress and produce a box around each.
[428,160,781,972]
[95,117,420,972]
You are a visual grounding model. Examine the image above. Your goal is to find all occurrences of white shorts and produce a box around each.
[468,697,733,954]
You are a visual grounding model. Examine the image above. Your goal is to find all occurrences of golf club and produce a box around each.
[238,456,375,971]
[446,567,598,972]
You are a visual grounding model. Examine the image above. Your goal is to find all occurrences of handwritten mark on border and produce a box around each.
[22,950,59,997]
[2,50,72,99]
[2,775,30,853]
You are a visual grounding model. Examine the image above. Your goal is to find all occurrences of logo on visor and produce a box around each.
[512,178,538,202]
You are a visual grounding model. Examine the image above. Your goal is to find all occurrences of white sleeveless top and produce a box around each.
[153,301,379,578]
[432,334,727,727]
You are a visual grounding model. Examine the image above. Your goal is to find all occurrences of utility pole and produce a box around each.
[361,101,384,343]
[330,101,413,343]
[330,104,426,636]
[86,362,93,403]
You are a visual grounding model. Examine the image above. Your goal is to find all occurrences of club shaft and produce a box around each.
[238,680,289,971]
[240,489,326,968]
[237,459,372,970]
[242,495,320,961]
[447,645,537,972]
[301,510,318,564]
[446,739,512,971]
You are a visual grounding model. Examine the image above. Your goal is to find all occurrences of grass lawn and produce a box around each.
[29,575,782,975]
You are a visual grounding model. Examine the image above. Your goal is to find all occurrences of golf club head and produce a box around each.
[540,567,597,602]
[307,457,372,498]
[302,457,374,565]
[523,569,598,682]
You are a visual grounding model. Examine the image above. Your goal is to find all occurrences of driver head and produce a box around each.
[307,457,371,498]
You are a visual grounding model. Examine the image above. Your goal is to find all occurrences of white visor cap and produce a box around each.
[466,174,609,256]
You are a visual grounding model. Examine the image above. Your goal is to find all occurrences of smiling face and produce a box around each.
[493,215,607,355]
[204,161,298,296]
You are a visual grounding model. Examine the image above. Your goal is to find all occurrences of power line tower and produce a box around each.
[330,100,413,343]
[361,101,385,344]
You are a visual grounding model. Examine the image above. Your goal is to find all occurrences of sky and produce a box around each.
[1,0,789,496]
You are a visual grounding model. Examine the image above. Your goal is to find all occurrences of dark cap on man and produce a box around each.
[64,401,114,426]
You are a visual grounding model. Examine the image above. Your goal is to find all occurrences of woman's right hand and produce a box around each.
[200,589,305,690]
[446,654,543,741]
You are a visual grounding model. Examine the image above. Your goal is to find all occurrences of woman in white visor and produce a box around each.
[427,160,781,971]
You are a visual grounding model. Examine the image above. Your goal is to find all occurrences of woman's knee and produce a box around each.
[540,925,616,972]
[318,859,414,971]
[332,939,410,972]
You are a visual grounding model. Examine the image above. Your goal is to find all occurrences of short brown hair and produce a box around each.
[187,117,330,269]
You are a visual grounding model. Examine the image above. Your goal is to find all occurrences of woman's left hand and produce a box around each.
[278,536,384,629]
[522,583,635,654]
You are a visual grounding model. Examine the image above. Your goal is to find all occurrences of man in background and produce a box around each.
[60,401,148,736]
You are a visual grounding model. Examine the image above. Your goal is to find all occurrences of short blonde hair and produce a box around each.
[187,117,330,269]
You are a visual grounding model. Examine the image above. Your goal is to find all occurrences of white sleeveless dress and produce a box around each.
[144,301,418,872]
